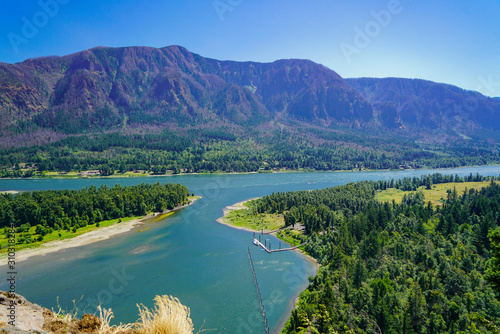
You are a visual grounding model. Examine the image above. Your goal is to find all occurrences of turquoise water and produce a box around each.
[1,166,499,333]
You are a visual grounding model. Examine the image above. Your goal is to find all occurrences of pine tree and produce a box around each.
[485,228,500,293]
[404,282,427,334]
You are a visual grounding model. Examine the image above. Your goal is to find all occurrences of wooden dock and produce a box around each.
[253,238,304,253]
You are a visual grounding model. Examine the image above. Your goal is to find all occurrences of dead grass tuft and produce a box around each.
[38,295,205,334]
[135,295,194,334]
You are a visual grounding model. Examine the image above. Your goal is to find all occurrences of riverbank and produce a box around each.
[217,198,320,334]
[0,197,200,263]
[6,162,500,180]
[275,260,321,334]
[217,198,319,266]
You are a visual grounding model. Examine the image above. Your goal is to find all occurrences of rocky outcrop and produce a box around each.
[0,291,48,333]
[0,291,107,334]
[0,291,191,334]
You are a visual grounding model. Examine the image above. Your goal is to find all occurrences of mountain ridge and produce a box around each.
[0,45,499,147]
[346,77,500,131]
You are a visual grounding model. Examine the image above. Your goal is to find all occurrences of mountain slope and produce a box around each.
[1,46,500,151]
[0,46,373,139]
[346,77,500,132]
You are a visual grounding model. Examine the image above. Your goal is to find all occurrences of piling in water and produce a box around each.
[248,247,270,334]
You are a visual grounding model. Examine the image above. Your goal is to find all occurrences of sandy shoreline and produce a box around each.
[1,197,200,263]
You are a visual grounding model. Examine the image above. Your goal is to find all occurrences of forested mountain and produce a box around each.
[0,46,372,137]
[246,174,500,333]
[2,46,500,175]
[2,46,500,141]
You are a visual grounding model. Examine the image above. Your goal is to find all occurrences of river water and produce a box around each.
[1,166,499,333]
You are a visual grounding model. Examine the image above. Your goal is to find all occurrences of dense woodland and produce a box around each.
[249,173,500,333]
[0,182,189,245]
[1,129,499,177]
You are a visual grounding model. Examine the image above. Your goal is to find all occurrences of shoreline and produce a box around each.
[3,163,500,181]
[217,198,320,334]
[1,197,200,264]
[216,198,320,266]
[275,259,320,334]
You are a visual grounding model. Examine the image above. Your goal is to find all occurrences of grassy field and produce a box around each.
[223,206,285,232]
[222,201,312,256]
[376,181,498,205]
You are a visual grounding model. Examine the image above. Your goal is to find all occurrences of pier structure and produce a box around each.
[252,237,304,253]
[248,247,270,334]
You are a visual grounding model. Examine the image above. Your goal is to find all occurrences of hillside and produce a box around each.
[0,46,372,139]
[1,46,500,175]
[346,77,500,136]
[2,46,500,141]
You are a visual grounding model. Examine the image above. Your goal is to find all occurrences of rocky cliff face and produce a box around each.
[0,292,192,334]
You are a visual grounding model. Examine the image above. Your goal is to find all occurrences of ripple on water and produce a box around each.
[128,245,151,255]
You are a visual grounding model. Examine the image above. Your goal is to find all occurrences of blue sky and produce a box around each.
[1,0,499,96]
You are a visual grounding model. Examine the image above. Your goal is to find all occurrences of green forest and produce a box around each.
[1,128,499,178]
[247,173,500,333]
[0,182,190,247]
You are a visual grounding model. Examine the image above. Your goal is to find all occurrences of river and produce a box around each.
[1,166,499,333]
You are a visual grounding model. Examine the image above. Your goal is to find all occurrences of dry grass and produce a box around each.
[48,297,81,324]
[43,295,194,334]
[135,295,194,334]
[98,306,135,334]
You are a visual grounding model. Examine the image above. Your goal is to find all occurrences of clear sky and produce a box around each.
[1,0,499,96]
